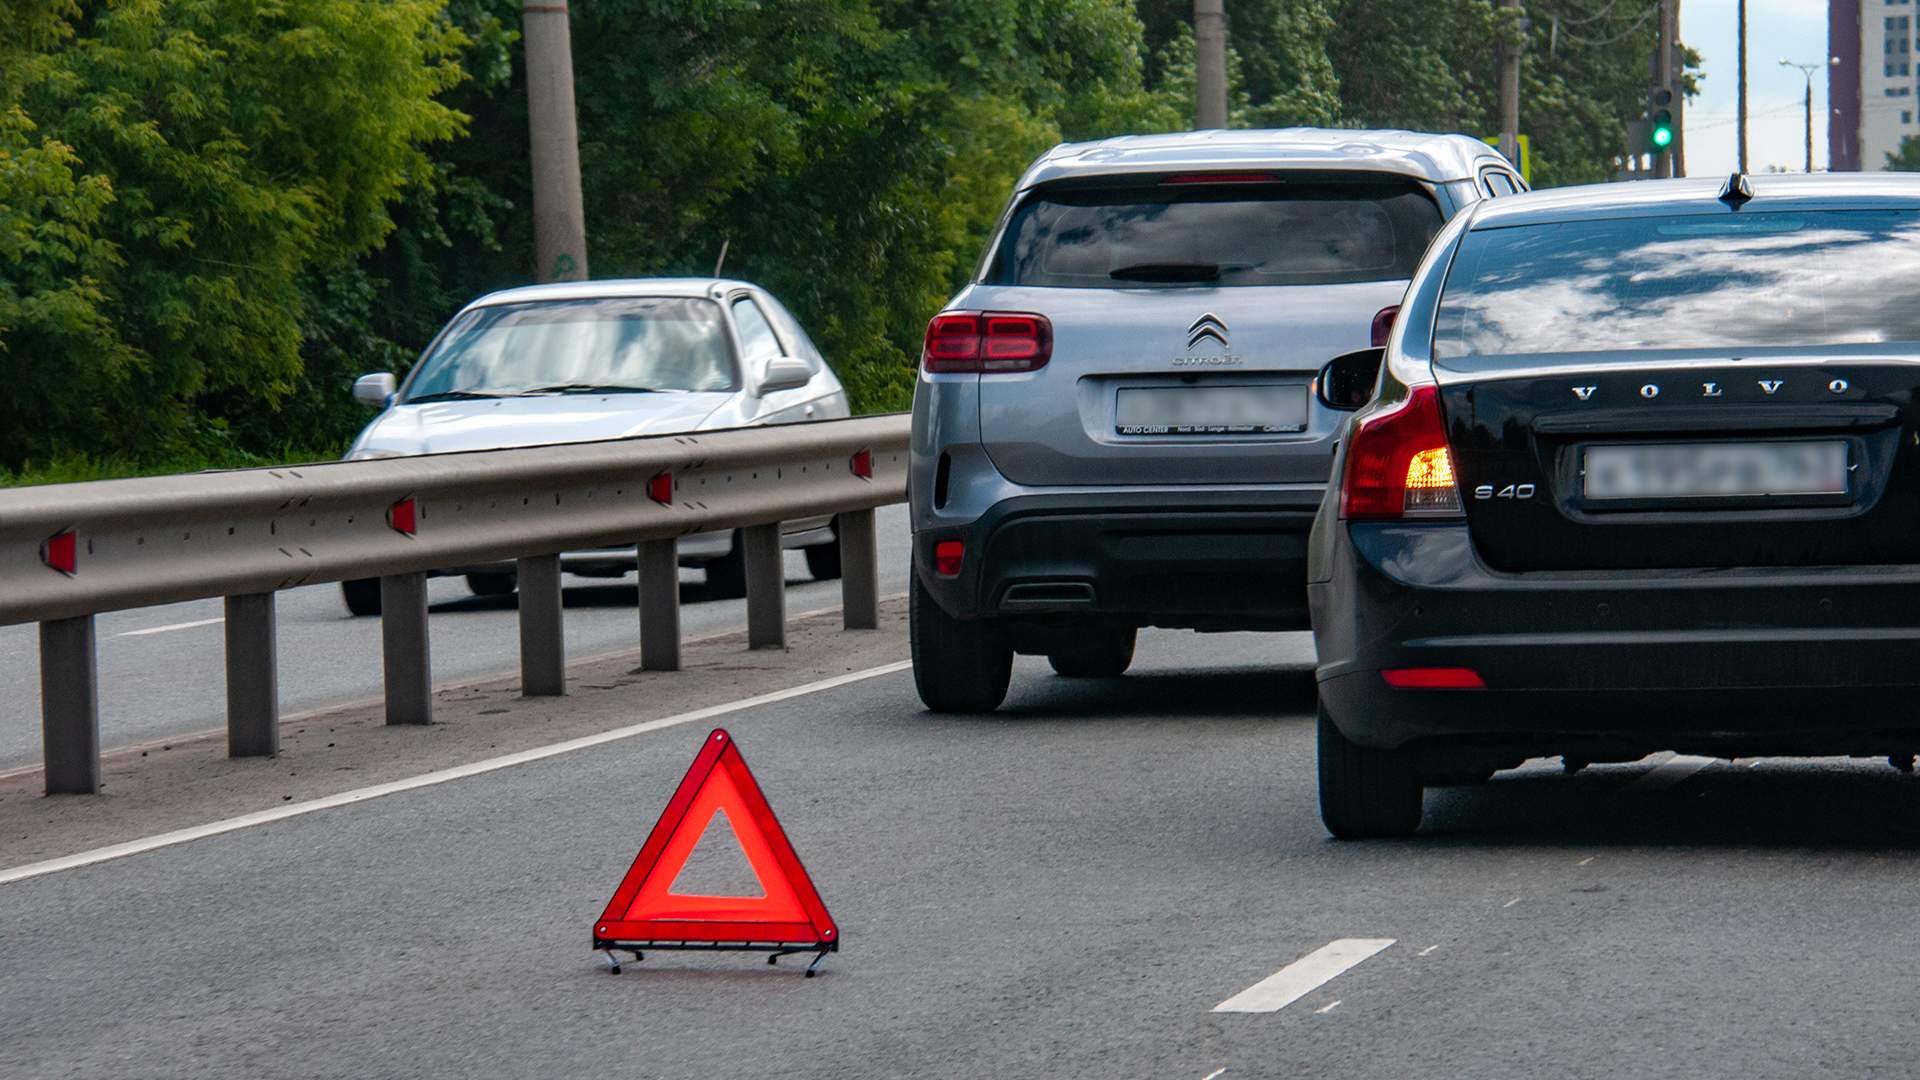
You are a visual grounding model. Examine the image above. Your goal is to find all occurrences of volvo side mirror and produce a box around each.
[1316,348,1384,411]
[353,372,397,409]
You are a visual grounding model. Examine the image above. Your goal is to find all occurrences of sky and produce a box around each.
[1678,0,1832,175]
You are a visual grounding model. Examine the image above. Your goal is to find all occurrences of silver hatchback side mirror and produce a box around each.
[353,372,397,409]
[756,356,814,395]
[1316,348,1385,411]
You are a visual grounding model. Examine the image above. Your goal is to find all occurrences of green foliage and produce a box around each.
[0,0,465,471]
[1889,136,1920,172]
[3,0,1670,482]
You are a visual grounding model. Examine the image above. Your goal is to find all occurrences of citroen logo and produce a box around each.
[1187,313,1229,350]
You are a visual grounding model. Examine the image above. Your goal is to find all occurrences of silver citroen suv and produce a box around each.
[909,128,1523,712]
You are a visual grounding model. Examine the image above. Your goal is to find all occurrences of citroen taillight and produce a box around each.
[921,312,1052,374]
[1339,385,1463,519]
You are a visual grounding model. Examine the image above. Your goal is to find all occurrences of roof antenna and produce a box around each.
[713,238,730,278]
[1719,172,1753,209]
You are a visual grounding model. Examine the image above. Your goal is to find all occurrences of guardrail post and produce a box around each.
[638,538,680,671]
[224,593,279,757]
[381,572,433,724]
[517,554,566,696]
[40,616,100,794]
[743,522,786,649]
[839,509,879,630]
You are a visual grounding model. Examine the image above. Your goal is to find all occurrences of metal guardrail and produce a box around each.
[1,415,910,794]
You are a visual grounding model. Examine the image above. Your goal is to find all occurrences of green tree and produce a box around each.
[0,0,466,470]
[1888,136,1920,171]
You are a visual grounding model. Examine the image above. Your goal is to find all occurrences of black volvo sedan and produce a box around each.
[1307,172,1920,838]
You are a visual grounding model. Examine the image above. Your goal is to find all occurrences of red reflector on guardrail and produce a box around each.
[387,497,417,536]
[41,530,77,575]
[850,449,873,479]
[648,472,673,505]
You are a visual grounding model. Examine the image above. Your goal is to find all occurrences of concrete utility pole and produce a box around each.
[1194,0,1228,130]
[1654,0,1683,179]
[522,0,588,282]
[1498,0,1523,165]
[1736,0,1749,173]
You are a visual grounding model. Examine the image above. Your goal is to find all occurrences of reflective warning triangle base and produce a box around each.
[592,728,837,974]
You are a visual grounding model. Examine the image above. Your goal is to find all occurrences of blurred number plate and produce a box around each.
[1584,440,1849,500]
[1116,386,1307,435]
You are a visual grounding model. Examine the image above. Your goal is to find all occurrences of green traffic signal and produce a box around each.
[1648,86,1675,155]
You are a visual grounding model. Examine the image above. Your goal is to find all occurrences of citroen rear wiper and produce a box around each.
[518,383,661,395]
[1108,262,1223,283]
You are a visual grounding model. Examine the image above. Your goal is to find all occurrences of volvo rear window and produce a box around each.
[986,178,1443,288]
[1433,210,1920,358]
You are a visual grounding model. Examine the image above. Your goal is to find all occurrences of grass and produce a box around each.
[0,447,345,488]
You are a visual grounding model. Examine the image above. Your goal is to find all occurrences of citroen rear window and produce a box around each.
[1433,209,1920,358]
[985,177,1443,288]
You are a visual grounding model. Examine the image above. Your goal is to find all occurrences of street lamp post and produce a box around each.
[1778,57,1838,174]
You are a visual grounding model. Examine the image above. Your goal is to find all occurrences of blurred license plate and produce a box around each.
[1583,440,1849,500]
[1116,386,1307,435]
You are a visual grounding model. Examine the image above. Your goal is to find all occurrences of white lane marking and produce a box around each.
[1577,856,1595,866]
[1212,938,1395,1014]
[1625,753,1716,792]
[1502,897,1521,908]
[1417,945,1438,957]
[0,660,913,887]
[0,592,910,783]
[117,617,224,638]
[1314,1000,1342,1015]
[1200,1070,1227,1080]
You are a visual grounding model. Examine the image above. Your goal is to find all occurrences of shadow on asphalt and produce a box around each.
[1418,765,1920,850]
[422,578,813,615]
[986,666,1320,721]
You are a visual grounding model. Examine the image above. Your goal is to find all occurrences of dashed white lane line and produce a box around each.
[1624,753,1717,792]
[1577,856,1595,866]
[1212,939,1395,1014]
[1417,945,1439,957]
[117,617,224,637]
[0,660,913,887]
[1313,1000,1342,1015]
[1502,897,1522,908]
[1200,1070,1227,1080]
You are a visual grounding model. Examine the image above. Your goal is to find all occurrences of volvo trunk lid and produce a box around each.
[1428,205,1920,572]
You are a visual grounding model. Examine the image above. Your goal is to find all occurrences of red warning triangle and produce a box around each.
[593,729,837,949]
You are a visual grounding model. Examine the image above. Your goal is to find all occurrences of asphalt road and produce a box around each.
[6,626,1920,1079]
[0,506,912,770]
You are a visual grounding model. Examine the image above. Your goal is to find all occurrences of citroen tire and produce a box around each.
[911,575,1013,713]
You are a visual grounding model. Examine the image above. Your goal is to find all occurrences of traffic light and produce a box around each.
[1648,87,1675,154]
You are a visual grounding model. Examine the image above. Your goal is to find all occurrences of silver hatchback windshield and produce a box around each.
[1434,209,1920,358]
[405,297,737,401]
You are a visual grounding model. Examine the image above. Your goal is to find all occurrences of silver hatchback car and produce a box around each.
[340,277,851,614]
[908,128,1524,711]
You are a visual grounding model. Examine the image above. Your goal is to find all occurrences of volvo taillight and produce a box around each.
[1339,385,1462,519]
[921,312,1052,374]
